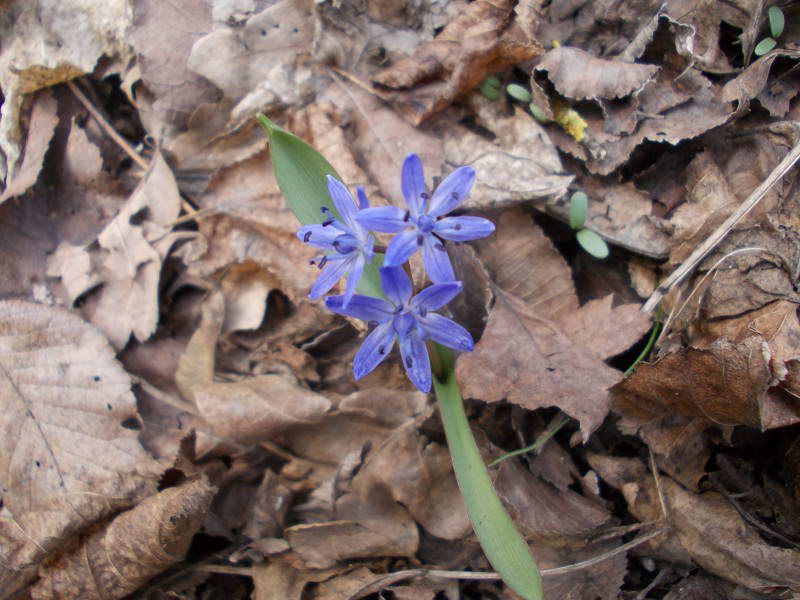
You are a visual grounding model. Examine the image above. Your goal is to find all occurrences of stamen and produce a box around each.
[405,356,413,368]
[321,206,331,214]
[318,256,328,269]
[322,218,334,227]
[309,259,316,265]
[303,231,312,242]
[403,211,411,222]
[417,235,424,246]
[378,346,385,355]
[454,223,462,231]
[421,192,430,200]
[435,242,445,251]
[450,191,458,201]
[368,320,378,328]
[419,308,427,317]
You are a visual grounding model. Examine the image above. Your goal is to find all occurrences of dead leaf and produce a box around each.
[457,211,651,439]
[372,0,543,124]
[535,46,659,101]
[30,477,214,599]
[47,150,190,349]
[176,288,330,444]
[721,48,800,115]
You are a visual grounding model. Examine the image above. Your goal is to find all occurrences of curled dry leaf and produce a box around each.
[721,48,800,116]
[0,299,159,596]
[535,46,659,101]
[176,288,331,445]
[590,454,800,593]
[456,211,651,439]
[372,0,543,125]
[30,477,215,600]
[47,151,191,349]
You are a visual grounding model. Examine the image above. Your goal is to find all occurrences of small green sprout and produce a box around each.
[506,83,532,103]
[569,191,609,259]
[755,5,785,56]
[480,76,502,101]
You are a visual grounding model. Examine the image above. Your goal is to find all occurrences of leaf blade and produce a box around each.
[577,228,610,258]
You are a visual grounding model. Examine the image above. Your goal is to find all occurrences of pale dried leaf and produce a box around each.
[535,46,659,100]
[31,477,215,600]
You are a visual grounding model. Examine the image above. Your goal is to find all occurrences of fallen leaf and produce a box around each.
[372,0,543,125]
[457,211,651,438]
[30,477,214,600]
[721,48,800,115]
[47,150,190,349]
[535,46,659,101]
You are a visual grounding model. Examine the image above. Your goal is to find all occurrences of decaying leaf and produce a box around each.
[372,0,543,124]
[30,477,214,599]
[457,211,651,439]
[721,48,800,116]
[176,288,331,444]
[590,454,800,593]
[535,46,659,101]
[0,299,159,596]
[47,151,191,349]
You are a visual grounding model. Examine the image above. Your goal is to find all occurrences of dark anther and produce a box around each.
[321,206,331,214]
[403,211,411,222]
[303,231,312,242]
[378,346,386,355]
[319,256,328,269]
[435,242,445,251]
[419,308,427,317]
[417,235,424,246]
[421,192,430,200]
[322,218,334,227]
[368,320,378,328]
[450,192,459,201]
[309,259,316,265]
[332,240,339,247]
[405,356,413,368]
[454,223,462,230]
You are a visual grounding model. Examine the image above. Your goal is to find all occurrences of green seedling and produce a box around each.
[480,76,502,101]
[506,83,532,103]
[569,191,609,259]
[755,5,785,56]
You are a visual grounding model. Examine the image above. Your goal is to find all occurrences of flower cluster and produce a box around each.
[297,154,494,392]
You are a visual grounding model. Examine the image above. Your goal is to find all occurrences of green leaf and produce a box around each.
[569,191,588,230]
[768,5,785,39]
[480,77,502,101]
[576,228,610,259]
[506,83,533,103]
[432,345,543,600]
[754,36,777,56]
[256,114,384,299]
[528,102,551,123]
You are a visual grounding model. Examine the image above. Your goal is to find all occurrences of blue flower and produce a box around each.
[356,154,495,282]
[325,266,474,392]
[298,175,375,308]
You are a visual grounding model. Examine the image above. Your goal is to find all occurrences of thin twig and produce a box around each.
[649,448,670,522]
[643,138,800,312]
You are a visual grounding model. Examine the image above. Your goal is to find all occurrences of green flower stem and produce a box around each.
[431,345,544,600]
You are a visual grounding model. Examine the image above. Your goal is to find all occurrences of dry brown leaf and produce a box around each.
[721,48,800,116]
[30,477,213,599]
[176,288,331,445]
[0,90,59,204]
[0,299,159,597]
[47,150,189,349]
[219,261,277,334]
[535,46,659,101]
[591,454,800,593]
[457,211,651,439]
[0,0,131,182]
[372,0,543,125]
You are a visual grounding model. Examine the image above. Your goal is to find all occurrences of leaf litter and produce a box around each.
[3,0,800,598]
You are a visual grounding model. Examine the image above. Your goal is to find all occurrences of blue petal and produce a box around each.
[298,224,339,249]
[427,166,475,217]
[411,281,462,311]
[325,294,394,321]
[434,216,495,242]
[309,256,350,299]
[417,313,474,352]
[399,328,431,392]
[380,266,413,306]
[356,206,407,233]
[401,154,426,217]
[342,253,366,308]
[356,186,370,210]
[353,321,396,380]
[326,175,359,230]
[384,228,420,267]
[422,235,455,282]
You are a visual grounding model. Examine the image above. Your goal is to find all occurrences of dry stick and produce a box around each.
[66,79,199,218]
[347,526,668,600]
[642,138,800,313]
